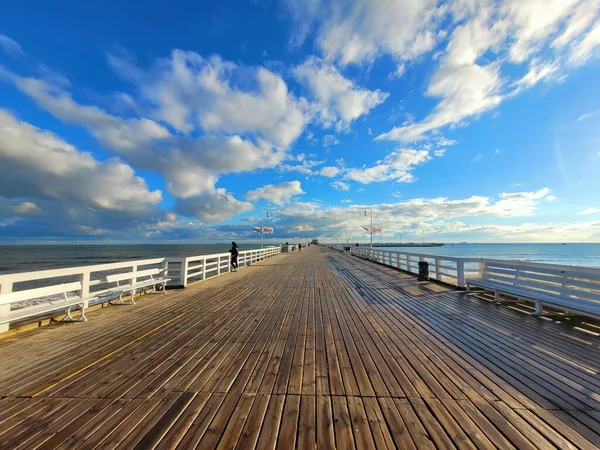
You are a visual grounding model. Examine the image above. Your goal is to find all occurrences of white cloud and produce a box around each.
[552,0,600,49]
[375,1,600,143]
[568,20,600,66]
[0,109,162,212]
[294,57,388,130]
[512,59,561,91]
[330,181,351,191]
[286,0,442,67]
[319,166,343,178]
[12,75,171,152]
[341,199,353,203]
[490,189,551,217]
[12,202,41,214]
[473,152,483,161]
[5,71,290,204]
[546,195,557,202]
[245,181,305,205]
[576,207,600,215]
[345,149,431,184]
[578,109,600,121]
[271,188,564,241]
[323,134,340,147]
[108,51,308,148]
[0,34,23,58]
[174,188,254,223]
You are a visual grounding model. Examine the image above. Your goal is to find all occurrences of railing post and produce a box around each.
[457,261,465,288]
[478,260,485,278]
[180,258,189,287]
[78,271,91,307]
[0,281,13,332]
[435,258,442,281]
[217,256,222,275]
[202,257,207,280]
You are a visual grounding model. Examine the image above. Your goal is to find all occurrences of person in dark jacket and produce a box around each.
[229,242,239,271]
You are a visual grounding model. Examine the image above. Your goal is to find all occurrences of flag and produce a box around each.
[361,226,382,233]
[253,226,274,234]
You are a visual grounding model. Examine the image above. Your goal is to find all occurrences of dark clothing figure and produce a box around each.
[229,242,239,271]
[298,244,301,251]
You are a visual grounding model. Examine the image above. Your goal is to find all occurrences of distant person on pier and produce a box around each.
[229,242,239,272]
[298,243,301,252]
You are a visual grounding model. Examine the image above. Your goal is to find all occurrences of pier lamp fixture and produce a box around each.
[261,209,270,249]
[364,207,373,249]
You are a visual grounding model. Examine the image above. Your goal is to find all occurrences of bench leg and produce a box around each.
[62,304,87,322]
[494,291,499,303]
[110,291,136,305]
[533,300,544,316]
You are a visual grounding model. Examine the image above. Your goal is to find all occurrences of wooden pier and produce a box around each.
[1,247,599,449]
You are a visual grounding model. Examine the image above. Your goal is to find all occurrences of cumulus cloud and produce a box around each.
[0,109,162,211]
[268,187,559,240]
[330,181,351,191]
[173,188,254,223]
[4,70,288,218]
[345,149,431,183]
[108,51,308,148]
[12,202,41,214]
[0,34,23,57]
[319,166,343,177]
[245,181,305,205]
[294,57,388,130]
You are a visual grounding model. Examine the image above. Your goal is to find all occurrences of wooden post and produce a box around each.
[435,258,442,281]
[0,281,13,333]
[180,258,189,287]
[457,261,465,288]
[202,257,207,280]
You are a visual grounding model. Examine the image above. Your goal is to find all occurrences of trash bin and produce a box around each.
[418,261,429,281]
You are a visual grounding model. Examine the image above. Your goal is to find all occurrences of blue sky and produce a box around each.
[1,0,600,243]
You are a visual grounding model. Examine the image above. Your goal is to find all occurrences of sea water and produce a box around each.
[0,243,599,276]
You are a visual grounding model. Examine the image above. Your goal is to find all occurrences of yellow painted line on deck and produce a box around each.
[26,313,185,397]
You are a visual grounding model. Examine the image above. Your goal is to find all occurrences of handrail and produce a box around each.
[349,247,482,287]
[0,246,282,332]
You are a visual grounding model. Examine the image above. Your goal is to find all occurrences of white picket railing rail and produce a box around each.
[171,247,281,287]
[348,247,483,287]
[0,246,281,332]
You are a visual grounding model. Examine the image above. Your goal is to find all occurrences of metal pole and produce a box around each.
[370,209,373,249]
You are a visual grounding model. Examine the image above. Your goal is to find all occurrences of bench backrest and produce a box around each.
[482,261,600,303]
[0,282,83,306]
[105,268,163,284]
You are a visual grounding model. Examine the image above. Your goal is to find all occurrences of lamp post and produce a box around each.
[364,207,373,249]
[261,209,270,249]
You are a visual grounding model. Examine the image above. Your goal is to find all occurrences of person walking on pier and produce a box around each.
[229,242,239,272]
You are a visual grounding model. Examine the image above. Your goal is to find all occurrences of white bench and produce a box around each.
[105,268,170,305]
[466,261,600,319]
[0,281,93,325]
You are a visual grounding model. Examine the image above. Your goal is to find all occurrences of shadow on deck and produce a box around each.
[0,247,599,449]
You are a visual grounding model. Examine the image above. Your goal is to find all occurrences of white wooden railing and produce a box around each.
[170,247,281,287]
[0,246,281,332]
[350,247,483,288]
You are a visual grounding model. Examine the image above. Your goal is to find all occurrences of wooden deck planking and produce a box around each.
[1,247,599,448]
